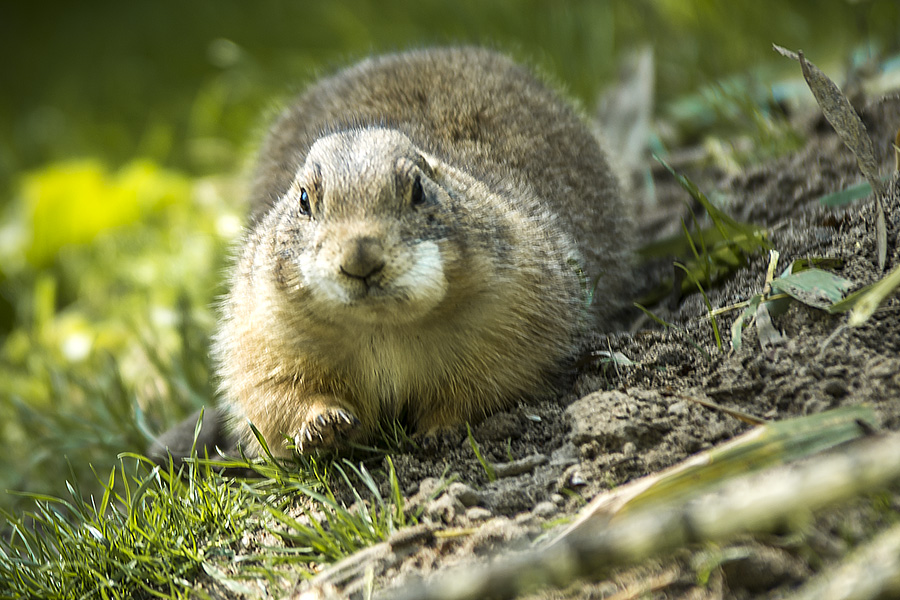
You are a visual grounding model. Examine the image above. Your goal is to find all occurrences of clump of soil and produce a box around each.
[291,93,900,599]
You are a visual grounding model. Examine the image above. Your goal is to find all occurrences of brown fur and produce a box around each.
[213,47,633,456]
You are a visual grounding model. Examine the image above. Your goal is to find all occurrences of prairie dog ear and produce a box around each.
[396,151,437,187]
[419,151,439,178]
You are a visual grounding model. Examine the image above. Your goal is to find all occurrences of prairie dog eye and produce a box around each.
[411,175,425,206]
[299,187,311,216]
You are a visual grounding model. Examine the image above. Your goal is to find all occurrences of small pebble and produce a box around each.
[493,453,548,478]
[425,494,465,524]
[417,478,442,498]
[465,507,493,522]
[514,512,537,526]
[867,359,897,379]
[533,501,557,518]
[447,482,481,507]
[825,365,848,378]
[568,474,586,488]
[667,401,688,416]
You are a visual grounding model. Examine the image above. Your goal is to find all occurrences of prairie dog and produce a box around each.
[213,47,633,456]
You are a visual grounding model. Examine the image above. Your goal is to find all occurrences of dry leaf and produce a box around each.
[773,44,887,271]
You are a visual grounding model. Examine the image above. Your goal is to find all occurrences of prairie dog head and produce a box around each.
[273,128,467,325]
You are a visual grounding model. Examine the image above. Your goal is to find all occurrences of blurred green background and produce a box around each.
[1,0,898,514]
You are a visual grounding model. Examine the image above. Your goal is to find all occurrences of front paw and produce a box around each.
[293,406,361,453]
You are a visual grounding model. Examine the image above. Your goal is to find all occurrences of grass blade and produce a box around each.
[467,424,497,482]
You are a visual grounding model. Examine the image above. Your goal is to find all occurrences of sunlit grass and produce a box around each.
[0,443,431,598]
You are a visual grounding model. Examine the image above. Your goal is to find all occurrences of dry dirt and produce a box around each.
[225,94,900,599]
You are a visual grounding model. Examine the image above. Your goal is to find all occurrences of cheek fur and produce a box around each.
[393,241,447,306]
[299,242,351,304]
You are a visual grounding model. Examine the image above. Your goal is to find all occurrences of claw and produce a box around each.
[291,406,360,454]
[294,429,306,453]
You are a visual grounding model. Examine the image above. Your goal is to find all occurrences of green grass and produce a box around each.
[269,457,425,563]
[633,160,770,353]
[1,457,256,599]
[640,158,771,304]
[466,424,497,483]
[0,445,430,598]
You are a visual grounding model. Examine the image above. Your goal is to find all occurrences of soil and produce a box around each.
[237,93,900,599]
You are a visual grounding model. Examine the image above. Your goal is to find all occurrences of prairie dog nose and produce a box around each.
[340,236,386,279]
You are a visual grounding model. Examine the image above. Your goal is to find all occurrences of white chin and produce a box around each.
[305,241,448,322]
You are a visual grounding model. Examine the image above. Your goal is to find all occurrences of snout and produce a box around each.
[339,236,386,282]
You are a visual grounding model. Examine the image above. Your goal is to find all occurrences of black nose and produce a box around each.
[340,236,386,280]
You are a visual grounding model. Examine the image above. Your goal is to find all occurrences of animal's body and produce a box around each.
[213,47,632,456]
